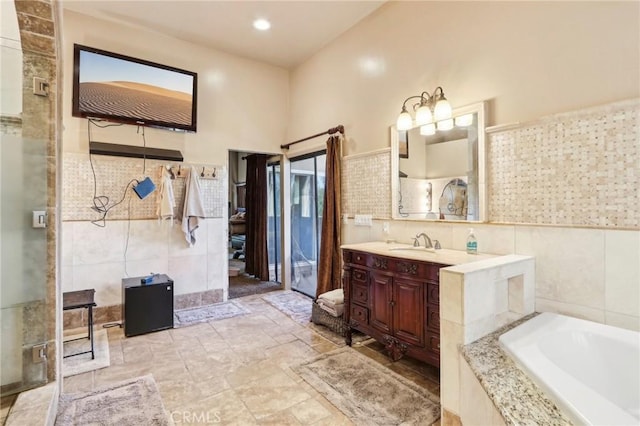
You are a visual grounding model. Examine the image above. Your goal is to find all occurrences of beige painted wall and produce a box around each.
[288,1,640,156]
[62,10,289,160]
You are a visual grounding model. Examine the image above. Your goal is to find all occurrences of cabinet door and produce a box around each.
[393,277,425,347]
[370,272,393,334]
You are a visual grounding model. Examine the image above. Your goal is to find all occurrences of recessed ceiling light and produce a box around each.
[253,18,271,31]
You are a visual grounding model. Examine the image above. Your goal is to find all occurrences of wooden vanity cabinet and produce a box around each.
[343,249,447,368]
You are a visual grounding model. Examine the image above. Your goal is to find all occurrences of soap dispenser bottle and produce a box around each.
[466,228,478,254]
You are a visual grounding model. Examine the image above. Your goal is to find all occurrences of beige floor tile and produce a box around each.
[234,370,313,419]
[171,338,207,354]
[257,410,302,425]
[289,398,332,424]
[62,371,94,393]
[157,378,205,411]
[174,389,257,425]
[224,359,282,388]
[264,340,321,369]
[108,339,124,365]
[170,322,216,341]
[308,340,339,354]
[271,333,298,344]
[56,293,441,426]
[292,328,333,347]
[150,362,190,384]
[309,413,354,426]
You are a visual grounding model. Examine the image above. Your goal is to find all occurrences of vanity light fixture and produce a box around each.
[396,86,452,131]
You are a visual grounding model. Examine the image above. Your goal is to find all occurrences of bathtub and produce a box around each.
[499,312,639,426]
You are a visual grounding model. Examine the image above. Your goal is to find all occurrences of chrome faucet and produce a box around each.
[415,233,433,249]
[413,233,442,249]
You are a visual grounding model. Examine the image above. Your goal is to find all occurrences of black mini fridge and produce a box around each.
[122,274,174,337]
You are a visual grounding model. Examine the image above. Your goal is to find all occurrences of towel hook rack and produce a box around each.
[201,167,206,177]
[212,168,216,178]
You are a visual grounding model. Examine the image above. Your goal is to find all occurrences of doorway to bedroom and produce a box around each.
[228,150,282,299]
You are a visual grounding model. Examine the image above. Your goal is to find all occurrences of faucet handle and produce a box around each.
[433,239,442,250]
[412,237,420,247]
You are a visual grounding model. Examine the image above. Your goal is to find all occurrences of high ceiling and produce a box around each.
[62,1,387,69]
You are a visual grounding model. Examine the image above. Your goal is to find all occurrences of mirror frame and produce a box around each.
[390,101,487,222]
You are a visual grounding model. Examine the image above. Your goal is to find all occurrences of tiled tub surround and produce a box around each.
[438,255,536,419]
[61,218,229,326]
[459,313,573,426]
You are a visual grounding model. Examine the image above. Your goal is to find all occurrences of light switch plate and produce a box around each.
[32,211,46,228]
[354,214,373,226]
[33,77,49,96]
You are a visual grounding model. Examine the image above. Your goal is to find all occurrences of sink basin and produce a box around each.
[388,246,436,253]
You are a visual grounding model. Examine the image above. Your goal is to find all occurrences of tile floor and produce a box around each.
[57,290,441,425]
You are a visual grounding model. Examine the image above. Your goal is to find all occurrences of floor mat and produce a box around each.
[293,347,440,425]
[174,301,250,327]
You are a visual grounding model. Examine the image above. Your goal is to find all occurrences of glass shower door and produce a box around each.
[0,2,49,396]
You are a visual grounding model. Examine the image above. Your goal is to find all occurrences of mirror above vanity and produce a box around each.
[390,101,487,221]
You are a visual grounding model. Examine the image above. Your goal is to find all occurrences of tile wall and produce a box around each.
[62,153,226,221]
[488,98,639,228]
[342,148,391,219]
[61,217,228,323]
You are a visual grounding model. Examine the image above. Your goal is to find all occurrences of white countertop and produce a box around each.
[341,241,498,266]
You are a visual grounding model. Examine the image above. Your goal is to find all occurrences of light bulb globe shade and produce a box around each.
[455,113,474,127]
[415,105,433,126]
[397,111,413,131]
[434,98,452,121]
[436,118,454,131]
[420,123,436,136]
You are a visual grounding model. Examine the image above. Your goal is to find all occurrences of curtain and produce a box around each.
[316,135,342,298]
[245,154,269,281]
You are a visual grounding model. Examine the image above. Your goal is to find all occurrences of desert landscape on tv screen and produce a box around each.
[78,50,194,127]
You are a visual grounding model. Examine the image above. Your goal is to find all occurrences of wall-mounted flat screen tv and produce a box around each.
[72,44,197,132]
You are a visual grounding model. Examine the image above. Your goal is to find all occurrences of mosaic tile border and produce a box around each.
[487,98,639,229]
[62,153,226,221]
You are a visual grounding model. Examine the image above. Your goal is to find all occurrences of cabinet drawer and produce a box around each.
[426,330,440,353]
[352,252,368,266]
[351,268,367,284]
[427,304,440,330]
[352,282,369,305]
[427,283,439,305]
[350,304,369,325]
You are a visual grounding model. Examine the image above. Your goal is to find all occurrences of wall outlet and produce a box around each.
[354,214,373,226]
